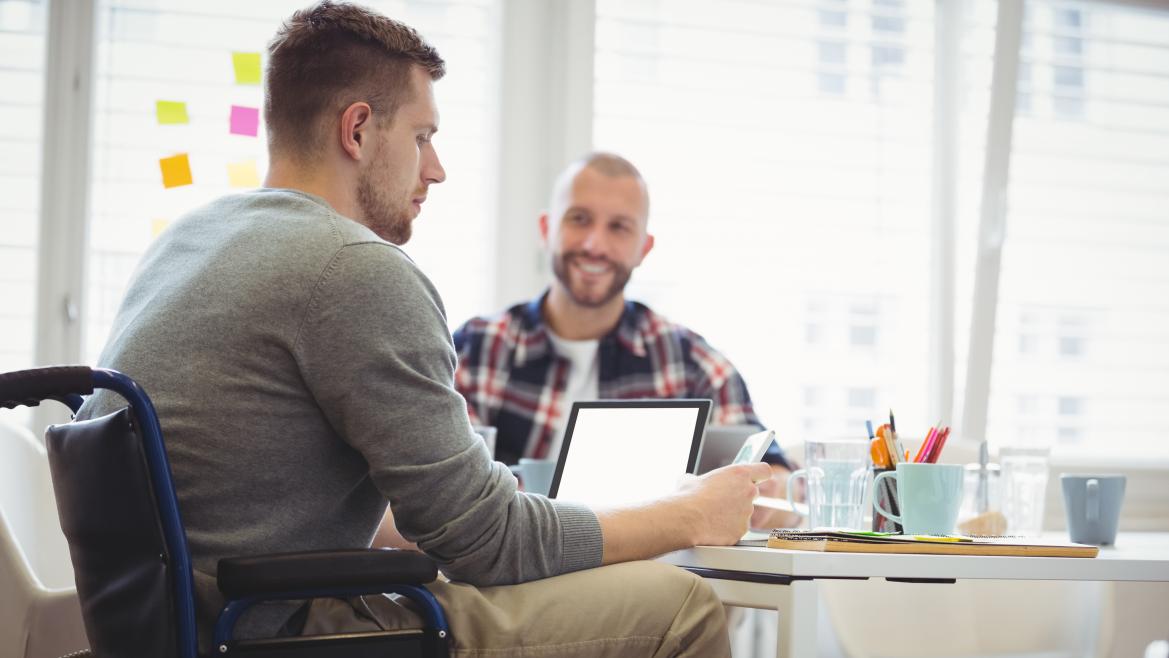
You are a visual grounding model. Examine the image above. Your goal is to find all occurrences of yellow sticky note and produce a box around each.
[232,51,262,85]
[227,160,260,188]
[159,154,193,189]
[151,218,170,238]
[155,100,189,125]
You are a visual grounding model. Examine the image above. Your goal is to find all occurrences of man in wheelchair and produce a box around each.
[78,3,768,656]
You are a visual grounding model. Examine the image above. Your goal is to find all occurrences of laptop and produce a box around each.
[548,400,711,508]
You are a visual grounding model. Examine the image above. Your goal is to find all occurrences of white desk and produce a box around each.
[659,533,1169,658]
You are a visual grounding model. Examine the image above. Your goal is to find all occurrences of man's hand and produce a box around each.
[372,506,419,551]
[749,464,804,530]
[596,461,770,564]
[675,462,773,546]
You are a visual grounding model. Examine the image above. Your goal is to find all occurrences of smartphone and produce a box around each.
[731,429,775,465]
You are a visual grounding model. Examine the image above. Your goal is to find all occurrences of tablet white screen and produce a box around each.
[554,405,702,508]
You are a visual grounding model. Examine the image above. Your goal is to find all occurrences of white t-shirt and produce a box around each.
[544,330,601,460]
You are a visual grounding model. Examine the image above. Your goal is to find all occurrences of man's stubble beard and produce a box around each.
[357,154,413,245]
[551,251,632,309]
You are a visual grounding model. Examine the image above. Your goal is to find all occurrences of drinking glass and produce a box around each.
[1000,446,1051,537]
[786,439,871,530]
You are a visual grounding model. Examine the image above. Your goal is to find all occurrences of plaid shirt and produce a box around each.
[453,292,789,469]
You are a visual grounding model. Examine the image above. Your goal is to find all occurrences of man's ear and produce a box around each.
[538,212,550,246]
[638,232,655,263]
[339,102,374,162]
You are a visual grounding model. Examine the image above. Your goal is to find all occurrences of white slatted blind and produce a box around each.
[981,0,1169,458]
[84,0,499,363]
[594,0,937,441]
[0,0,45,380]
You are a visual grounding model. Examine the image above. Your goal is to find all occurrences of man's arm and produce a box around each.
[297,244,601,587]
[373,461,771,563]
[596,462,772,564]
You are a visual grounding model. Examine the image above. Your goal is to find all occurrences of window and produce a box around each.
[594,0,935,441]
[82,0,500,363]
[0,0,46,382]
[981,0,1169,459]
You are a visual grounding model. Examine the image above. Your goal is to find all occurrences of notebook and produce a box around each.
[549,400,710,508]
[767,529,1100,557]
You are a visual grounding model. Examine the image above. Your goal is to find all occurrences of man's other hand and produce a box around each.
[676,462,772,546]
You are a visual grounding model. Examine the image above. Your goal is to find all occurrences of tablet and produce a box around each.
[548,400,710,508]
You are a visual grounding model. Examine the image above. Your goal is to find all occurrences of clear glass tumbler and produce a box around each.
[999,446,1051,536]
[788,439,871,530]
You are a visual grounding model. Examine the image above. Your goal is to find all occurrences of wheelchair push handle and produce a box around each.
[0,366,94,410]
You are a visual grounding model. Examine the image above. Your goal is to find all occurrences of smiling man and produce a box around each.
[453,153,797,529]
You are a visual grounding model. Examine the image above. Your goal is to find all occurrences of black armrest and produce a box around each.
[217,548,438,600]
[0,366,93,409]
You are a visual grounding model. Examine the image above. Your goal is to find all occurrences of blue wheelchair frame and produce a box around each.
[31,367,449,657]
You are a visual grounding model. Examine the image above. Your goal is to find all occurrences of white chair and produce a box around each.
[0,419,88,658]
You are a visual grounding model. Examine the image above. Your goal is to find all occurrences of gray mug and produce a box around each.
[1060,474,1126,546]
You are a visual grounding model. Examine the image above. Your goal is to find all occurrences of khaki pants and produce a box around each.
[301,560,730,657]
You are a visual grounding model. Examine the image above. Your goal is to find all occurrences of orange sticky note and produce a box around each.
[159,154,193,188]
[151,218,170,237]
[232,51,262,85]
[226,160,260,188]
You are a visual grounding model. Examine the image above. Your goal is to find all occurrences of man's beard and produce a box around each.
[551,251,632,308]
[357,162,413,245]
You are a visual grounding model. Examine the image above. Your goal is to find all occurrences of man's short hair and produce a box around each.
[553,152,651,220]
[265,1,445,160]
[579,152,644,181]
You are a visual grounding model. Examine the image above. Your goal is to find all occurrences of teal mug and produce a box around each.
[509,458,556,496]
[873,463,964,535]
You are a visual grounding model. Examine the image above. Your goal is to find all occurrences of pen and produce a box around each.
[888,411,906,466]
[929,427,951,463]
[913,427,936,463]
[879,425,900,465]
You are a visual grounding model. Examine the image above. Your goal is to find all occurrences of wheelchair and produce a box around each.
[0,366,451,658]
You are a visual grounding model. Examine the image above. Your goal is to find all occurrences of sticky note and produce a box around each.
[227,160,260,188]
[232,51,262,85]
[151,218,170,237]
[159,154,193,188]
[229,105,259,136]
[155,100,189,125]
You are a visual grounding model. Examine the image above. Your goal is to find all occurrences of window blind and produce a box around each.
[594,0,937,440]
[981,0,1169,458]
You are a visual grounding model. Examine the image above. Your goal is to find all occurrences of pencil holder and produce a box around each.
[872,467,903,533]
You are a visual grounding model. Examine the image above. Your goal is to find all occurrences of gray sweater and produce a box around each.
[79,188,602,640]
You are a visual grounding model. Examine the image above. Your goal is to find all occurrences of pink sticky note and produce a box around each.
[229,105,259,137]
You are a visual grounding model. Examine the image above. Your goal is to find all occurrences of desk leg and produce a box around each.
[774,579,818,658]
